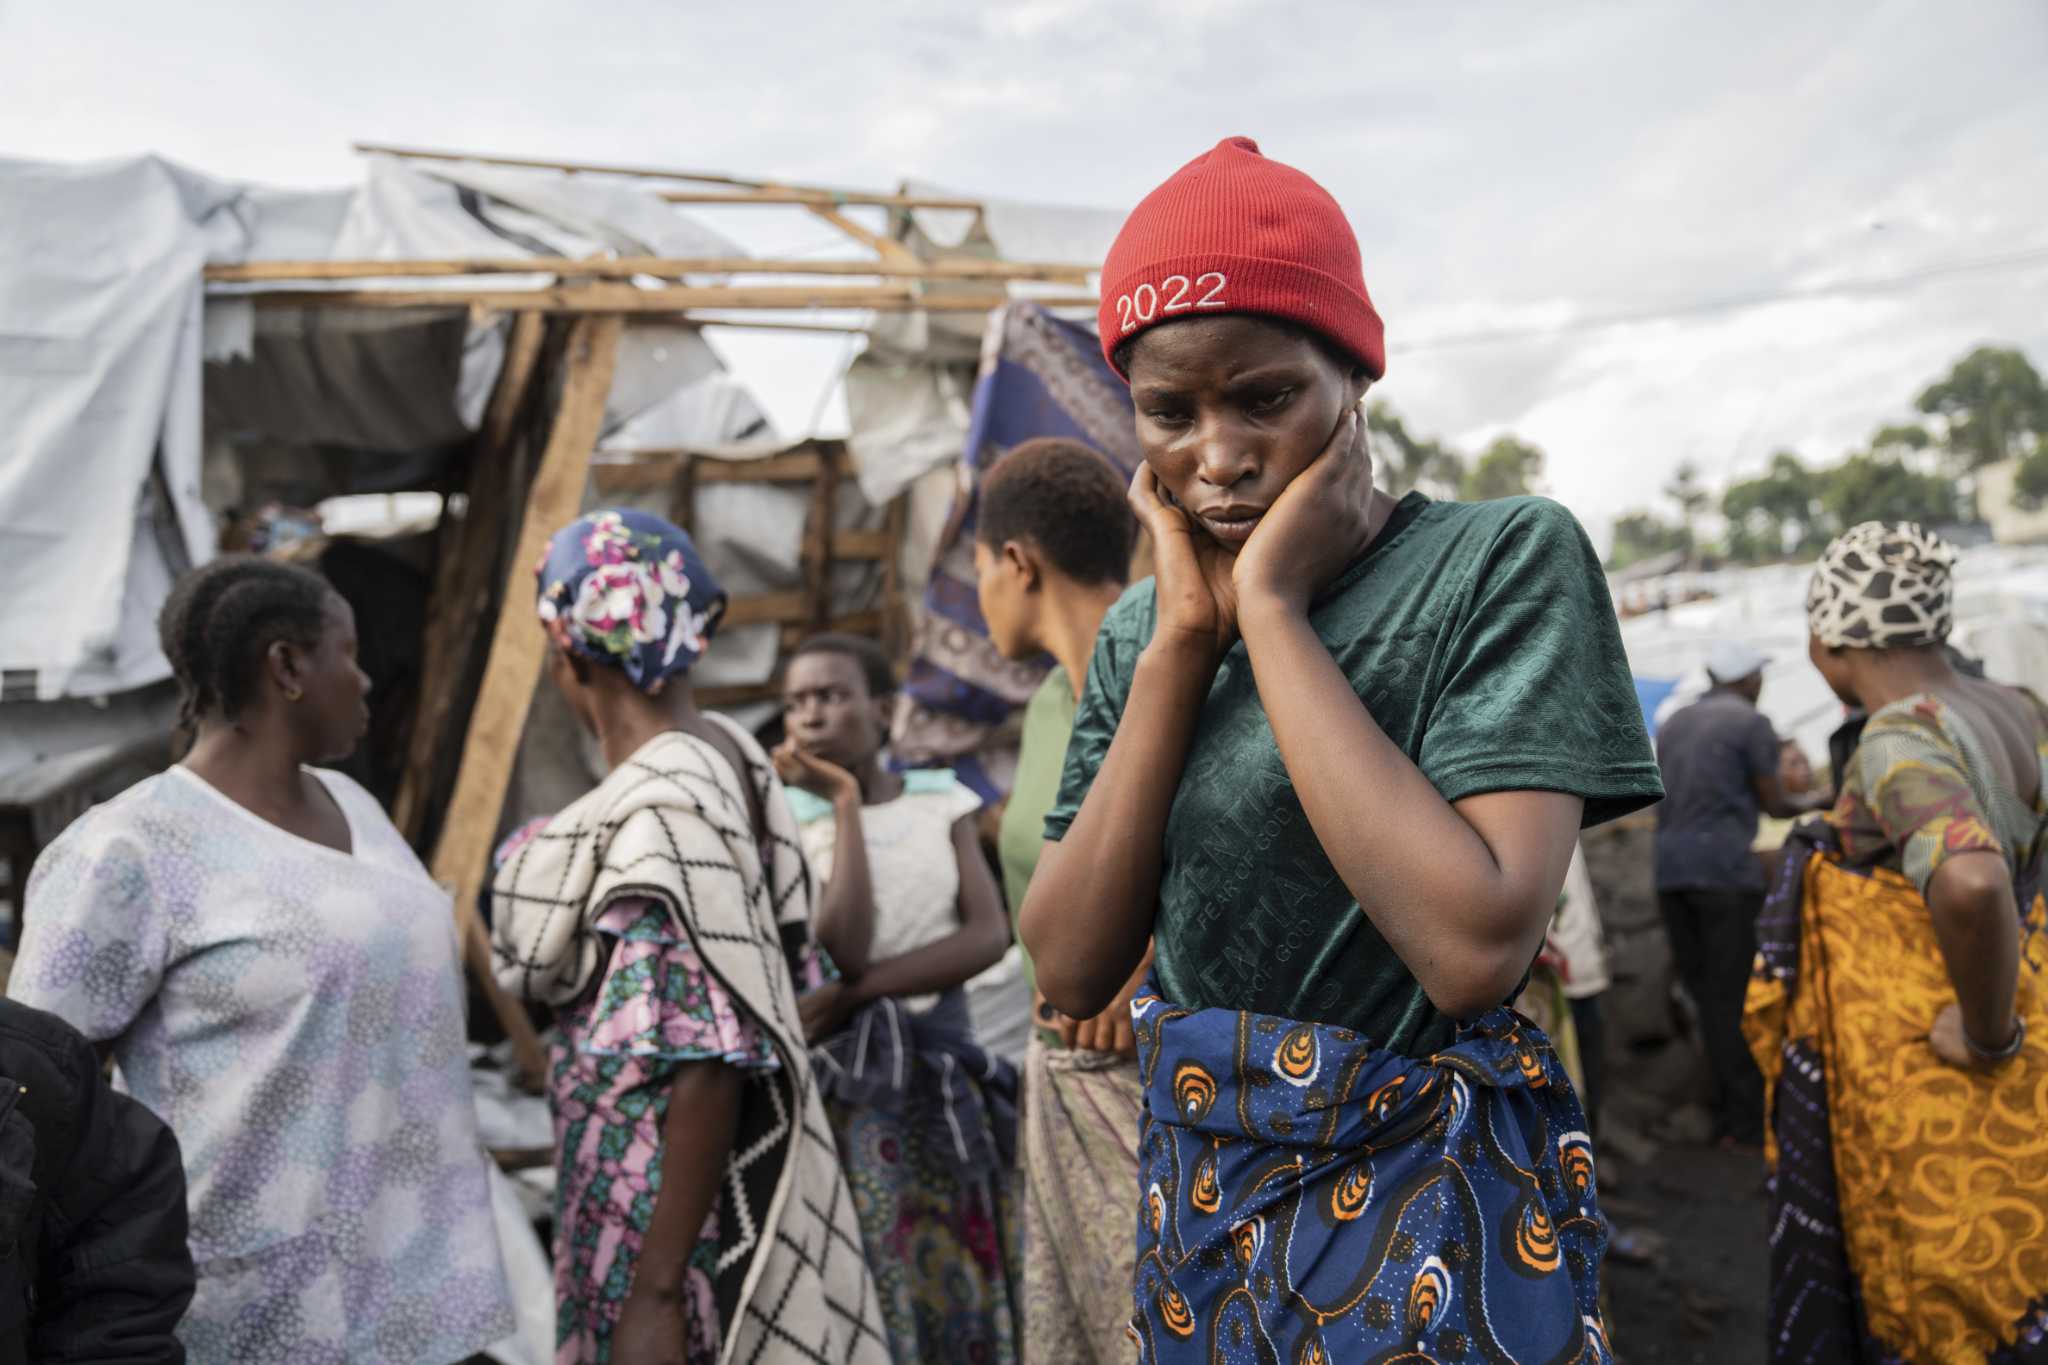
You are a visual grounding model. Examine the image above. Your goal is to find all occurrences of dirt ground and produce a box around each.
[1604,1138,1769,1362]
[1583,821,1774,1364]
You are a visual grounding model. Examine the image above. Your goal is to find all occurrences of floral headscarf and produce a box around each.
[536,509,726,693]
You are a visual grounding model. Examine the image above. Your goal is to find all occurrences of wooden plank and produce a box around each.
[804,444,840,630]
[427,313,624,1088]
[666,188,982,211]
[806,204,924,268]
[350,143,990,212]
[240,284,1095,313]
[879,496,909,660]
[394,312,549,841]
[590,449,834,493]
[722,590,812,628]
[834,527,894,559]
[353,142,769,189]
[696,450,834,483]
[669,454,697,535]
[206,255,1095,285]
[687,317,870,336]
[473,312,550,474]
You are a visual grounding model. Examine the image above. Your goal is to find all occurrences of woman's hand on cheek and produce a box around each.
[1233,407,1376,616]
[1130,462,1239,663]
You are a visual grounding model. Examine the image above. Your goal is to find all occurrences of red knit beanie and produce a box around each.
[1097,136,1385,382]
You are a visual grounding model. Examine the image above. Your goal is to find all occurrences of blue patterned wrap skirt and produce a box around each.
[1129,976,1611,1364]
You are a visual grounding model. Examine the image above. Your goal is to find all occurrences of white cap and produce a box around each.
[1705,639,1769,684]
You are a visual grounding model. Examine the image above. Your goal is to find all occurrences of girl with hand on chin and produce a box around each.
[1019,138,1662,1363]
[773,634,1022,1365]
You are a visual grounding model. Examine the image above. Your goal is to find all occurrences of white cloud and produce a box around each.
[2,0,2043,555]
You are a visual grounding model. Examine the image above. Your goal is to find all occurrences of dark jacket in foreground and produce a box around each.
[0,997,193,1364]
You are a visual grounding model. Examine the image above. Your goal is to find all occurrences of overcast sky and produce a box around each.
[5,0,2045,544]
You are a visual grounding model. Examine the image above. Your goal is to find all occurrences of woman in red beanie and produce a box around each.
[1019,137,1661,1363]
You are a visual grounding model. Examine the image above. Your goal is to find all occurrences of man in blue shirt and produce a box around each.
[1654,640,1823,1145]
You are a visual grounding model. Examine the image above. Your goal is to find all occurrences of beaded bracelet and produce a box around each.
[1964,1014,2027,1063]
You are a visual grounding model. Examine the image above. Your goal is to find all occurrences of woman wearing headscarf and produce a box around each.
[489,510,884,1365]
[1019,138,1662,1362]
[1746,521,2048,1363]
[15,556,514,1364]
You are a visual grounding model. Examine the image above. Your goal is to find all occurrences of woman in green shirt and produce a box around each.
[1018,138,1660,1362]
[973,437,1144,1364]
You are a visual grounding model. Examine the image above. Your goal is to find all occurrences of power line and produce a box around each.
[1399,244,2048,354]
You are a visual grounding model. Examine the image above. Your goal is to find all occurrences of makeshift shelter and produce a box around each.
[0,142,1123,1081]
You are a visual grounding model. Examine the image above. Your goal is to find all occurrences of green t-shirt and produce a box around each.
[1043,493,1662,1056]
[999,667,1078,996]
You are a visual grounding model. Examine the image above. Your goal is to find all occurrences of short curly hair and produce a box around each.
[157,556,335,729]
[976,438,1135,586]
[787,632,897,701]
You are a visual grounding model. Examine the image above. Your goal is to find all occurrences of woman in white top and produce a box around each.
[13,556,513,1365]
[774,633,1022,1364]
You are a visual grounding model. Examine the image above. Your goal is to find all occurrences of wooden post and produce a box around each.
[804,444,842,632]
[429,312,624,1087]
[668,453,697,535]
[394,311,549,842]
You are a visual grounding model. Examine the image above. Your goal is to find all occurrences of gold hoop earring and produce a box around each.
[284,686,304,702]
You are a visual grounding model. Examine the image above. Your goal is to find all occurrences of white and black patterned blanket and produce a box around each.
[491,721,887,1365]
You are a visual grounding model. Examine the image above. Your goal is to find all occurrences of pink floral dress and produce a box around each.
[547,896,833,1365]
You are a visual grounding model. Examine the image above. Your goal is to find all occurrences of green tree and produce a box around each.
[1462,435,1544,501]
[1367,401,1464,499]
[1720,450,1821,562]
[2015,448,2048,506]
[1663,460,1711,554]
[1915,346,2048,471]
[1817,452,1961,530]
[1868,423,1933,461]
[1607,510,1690,571]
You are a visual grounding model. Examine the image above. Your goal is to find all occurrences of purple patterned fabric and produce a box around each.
[548,896,831,1364]
[893,302,1139,789]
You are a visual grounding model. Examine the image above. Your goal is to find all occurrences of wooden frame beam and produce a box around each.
[234,283,1097,313]
[663,188,982,211]
[349,143,987,210]
[205,255,1095,286]
[354,141,768,189]
[427,313,624,1089]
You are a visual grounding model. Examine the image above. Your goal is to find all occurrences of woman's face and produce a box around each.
[782,651,887,770]
[1123,314,1367,552]
[296,593,372,762]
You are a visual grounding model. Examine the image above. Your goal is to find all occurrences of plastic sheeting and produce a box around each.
[1616,545,2048,769]
[0,155,241,697]
[0,149,768,702]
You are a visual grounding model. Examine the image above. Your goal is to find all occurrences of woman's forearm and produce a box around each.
[811,797,878,977]
[1238,596,1579,1018]
[633,1061,742,1299]
[849,918,1010,1004]
[1019,640,1217,1017]
[1928,851,2022,1047]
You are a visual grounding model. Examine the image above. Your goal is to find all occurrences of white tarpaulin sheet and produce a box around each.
[0,155,243,697]
[1618,546,2048,766]
[0,151,762,701]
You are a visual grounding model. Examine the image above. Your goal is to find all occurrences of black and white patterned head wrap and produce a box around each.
[1806,520,1957,649]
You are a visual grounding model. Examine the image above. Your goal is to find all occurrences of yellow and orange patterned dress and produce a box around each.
[1745,692,2048,1364]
